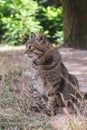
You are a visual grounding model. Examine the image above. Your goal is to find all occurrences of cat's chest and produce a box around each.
[32,69,48,98]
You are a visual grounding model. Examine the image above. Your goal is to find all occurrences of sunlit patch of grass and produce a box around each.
[50,114,87,130]
[0,109,51,130]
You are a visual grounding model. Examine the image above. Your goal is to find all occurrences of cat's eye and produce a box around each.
[28,46,35,51]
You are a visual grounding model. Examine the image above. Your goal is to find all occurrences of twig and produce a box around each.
[60,93,75,123]
[60,74,84,99]
[70,93,81,103]
[69,100,80,116]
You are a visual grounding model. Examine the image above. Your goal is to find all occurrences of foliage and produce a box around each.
[36,0,61,7]
[0,0,42,45]
[0,0,63,45]
[37,6,63,43]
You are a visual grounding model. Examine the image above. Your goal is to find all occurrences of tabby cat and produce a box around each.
[25,32,85,116]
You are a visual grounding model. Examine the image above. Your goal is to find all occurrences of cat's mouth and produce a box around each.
[24,54,28,57]
[24,53,33,58]
[28,55,33,58]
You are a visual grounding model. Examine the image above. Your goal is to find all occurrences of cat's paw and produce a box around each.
[31,104,40,112]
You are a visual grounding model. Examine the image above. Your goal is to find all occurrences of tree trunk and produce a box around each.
[62,0,87,49]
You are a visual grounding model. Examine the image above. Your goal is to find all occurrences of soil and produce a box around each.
[58,47,87,93]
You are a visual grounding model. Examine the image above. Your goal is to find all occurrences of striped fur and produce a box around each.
[25,32,80,116]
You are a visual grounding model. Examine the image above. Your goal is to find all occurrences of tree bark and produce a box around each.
[62,0,87,49]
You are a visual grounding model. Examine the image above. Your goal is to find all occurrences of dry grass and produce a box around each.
[0,46,87,130]
[0,47,51,130]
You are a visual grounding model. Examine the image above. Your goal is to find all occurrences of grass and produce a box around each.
[0,48,52,130]
[0,46,87,130]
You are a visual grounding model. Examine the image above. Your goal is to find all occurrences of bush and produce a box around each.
[37,6,63,44]
[0,0,43,45]
[0,0,63,45]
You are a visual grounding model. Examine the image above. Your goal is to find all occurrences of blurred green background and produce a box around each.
[0,0,63,45]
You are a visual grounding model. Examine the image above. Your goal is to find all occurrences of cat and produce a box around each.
[25,32,86,116]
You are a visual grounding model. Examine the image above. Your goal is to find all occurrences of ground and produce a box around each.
[0,46,87,130]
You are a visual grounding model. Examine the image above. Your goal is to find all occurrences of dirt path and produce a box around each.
[59,48,87,93]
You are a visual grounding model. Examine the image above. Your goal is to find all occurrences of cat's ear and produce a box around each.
[35,32,45,44]
[45,39,49,46]
[29,32,36,40]
[39,32,49,46]
[35,32,50,46]
[38,32,44,40]
[25,32,36,45]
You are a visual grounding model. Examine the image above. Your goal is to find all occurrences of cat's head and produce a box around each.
[24,32,48,60]
[24,32,55,63]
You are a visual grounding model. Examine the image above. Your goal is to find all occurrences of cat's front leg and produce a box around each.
[47,81,56,116]
[47,95,56,116]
